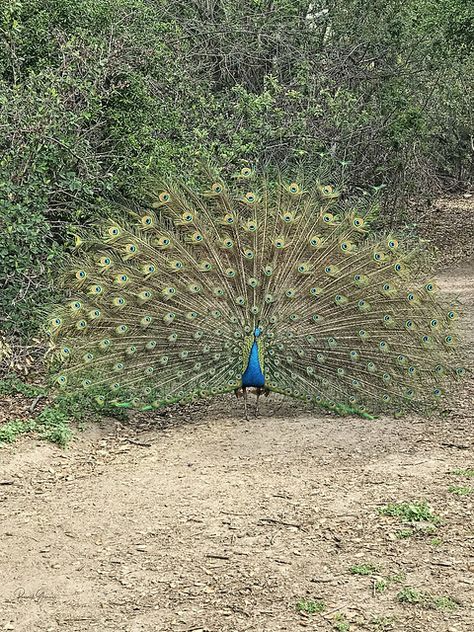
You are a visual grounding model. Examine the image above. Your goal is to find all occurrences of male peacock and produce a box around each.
[46,168,465,419]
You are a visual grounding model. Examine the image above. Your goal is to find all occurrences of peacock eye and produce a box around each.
[76,270,86,279]
[159,191,170,202]
[395,264,402,271]
[325,266,331,273]
[289,182,300,194]
[245,192,256,203]
[211,183,222,193]
[241,167,252,177]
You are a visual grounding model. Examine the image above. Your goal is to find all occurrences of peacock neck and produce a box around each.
[241,332,265,388]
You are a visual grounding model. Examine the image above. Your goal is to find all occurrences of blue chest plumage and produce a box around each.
[242,340,265,387]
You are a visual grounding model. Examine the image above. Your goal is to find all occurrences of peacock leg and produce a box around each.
[243,387,249,421]
[255,388,261,417]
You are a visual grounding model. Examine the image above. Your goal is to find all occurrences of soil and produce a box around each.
[0,198,473,632]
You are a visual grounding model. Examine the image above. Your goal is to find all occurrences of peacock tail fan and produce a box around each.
[45,167,466,417]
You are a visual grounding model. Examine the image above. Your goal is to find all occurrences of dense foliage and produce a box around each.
[0,0,473,341]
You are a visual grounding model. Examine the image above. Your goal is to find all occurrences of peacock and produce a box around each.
[45,167,466,419]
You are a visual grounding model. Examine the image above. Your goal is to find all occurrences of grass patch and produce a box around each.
[296,599,326,614]
[0,376,47,398]
[374,579,388,593]
[451,468,474,478]
[387,573,405,584]
[0,419,37,443]
[350,563,379,576]
[448,485,473,496]
[395,529,413,539]
[397,587,424,604]
[432,596,459,611]
[378,501,440,524]
[369,616,395,630]
[0,384,129,447]
[397,587,459,610]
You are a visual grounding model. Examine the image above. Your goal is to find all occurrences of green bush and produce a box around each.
[0,0,472,342]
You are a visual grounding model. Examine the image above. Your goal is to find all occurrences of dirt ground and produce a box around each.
[0,198,473,632]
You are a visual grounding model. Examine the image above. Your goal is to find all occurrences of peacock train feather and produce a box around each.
[45,168,466,417]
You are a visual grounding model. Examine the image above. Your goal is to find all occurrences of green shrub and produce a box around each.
[1,0,472,341]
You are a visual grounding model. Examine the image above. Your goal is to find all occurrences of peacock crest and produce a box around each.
[45,168,466,417]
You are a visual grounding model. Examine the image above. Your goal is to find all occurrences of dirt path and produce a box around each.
[0,262,473,632]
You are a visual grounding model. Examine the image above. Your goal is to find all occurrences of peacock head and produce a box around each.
[254,327,262,337]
